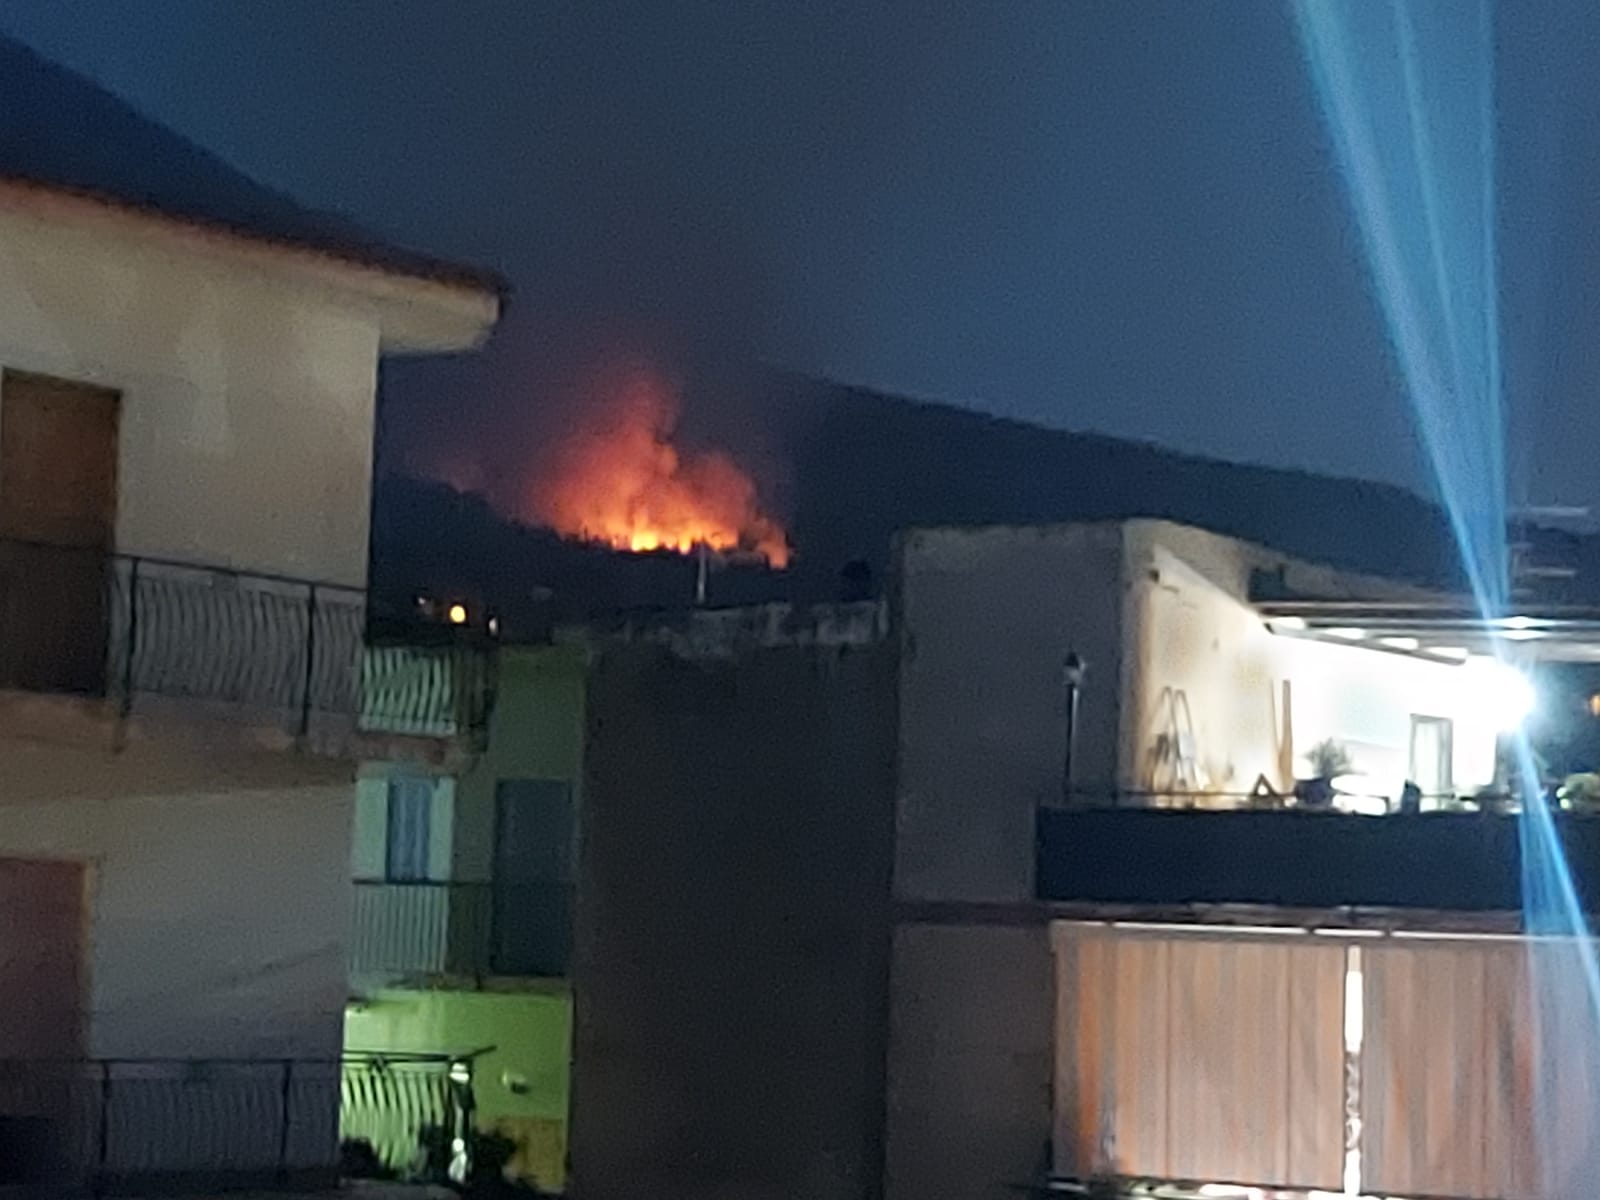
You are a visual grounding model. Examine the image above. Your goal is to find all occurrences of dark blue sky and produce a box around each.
[5,2,1598,512]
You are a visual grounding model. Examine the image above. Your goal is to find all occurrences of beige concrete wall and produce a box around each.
[0,731,354,1059]
[895,524,1125,903]
[452,644,587,883]
[1123,518,1439,608]
[0,203,381,585]
[884,921,1054,1200]
[1120,537,1286,794]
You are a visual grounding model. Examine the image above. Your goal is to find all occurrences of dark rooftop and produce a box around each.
[0,35,501,294]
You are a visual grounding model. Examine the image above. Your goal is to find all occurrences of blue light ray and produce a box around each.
[1290,2,1600,1189]
[1292,0,1507,611]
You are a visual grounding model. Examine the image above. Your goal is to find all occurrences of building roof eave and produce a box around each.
[0,174,504,352]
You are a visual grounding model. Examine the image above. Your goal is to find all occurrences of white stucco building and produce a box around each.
[0,35,499,1188]
[888,518,1600,1200]
[899,517,1522,849]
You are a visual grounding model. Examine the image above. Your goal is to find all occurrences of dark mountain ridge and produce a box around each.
[371,373,1473,629]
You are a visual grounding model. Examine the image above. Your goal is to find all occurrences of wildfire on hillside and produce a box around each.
[527,367,790,568]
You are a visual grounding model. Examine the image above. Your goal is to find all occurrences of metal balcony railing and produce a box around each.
[1048,786,1475,812]
[349,880,494,980]
[350,880,571,982]
[340,1052,480,1181]
[0,1054,478,1190]
[359,642,495,740]
[0,540,492,742]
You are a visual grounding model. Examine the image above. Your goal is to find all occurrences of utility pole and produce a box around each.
[695,542,710,606]
[1062,651,1086,807]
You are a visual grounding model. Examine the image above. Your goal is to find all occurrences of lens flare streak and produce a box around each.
[1292,0,1505,611]
[1291,1,1600,1190]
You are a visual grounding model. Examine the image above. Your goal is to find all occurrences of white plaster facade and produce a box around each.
[0,177,498,1067]
[1120,522,1501,802]
[0,181,494,584]
[897,517,1505,899]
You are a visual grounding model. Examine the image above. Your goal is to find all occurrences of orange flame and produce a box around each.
[529,368,789,567]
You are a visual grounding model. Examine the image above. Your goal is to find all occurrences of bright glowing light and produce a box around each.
[1427,644,1471,661]
[447,603,468,626]
[1325,627,1366,641]
[1337,791,1392,818]
[1501,614,1539,630]
[1463,656,1534,730]
[1503,627,1547,642]
[1377,635,1419,651]
[1331,776,1395,816]
[1498,667,1536,726]
[1269,615,1309,632]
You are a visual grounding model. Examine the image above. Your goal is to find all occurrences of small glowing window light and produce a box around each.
[1589,692,1600,719]
[1427,645,1470,661]
[1268,615,1308,632]
[447,603,468,626]
[1325,627,1366,641]
[1502,627,1547,641]
[1501,614,1539,631]
[1377,636,1419,651]
[487,616,500,637]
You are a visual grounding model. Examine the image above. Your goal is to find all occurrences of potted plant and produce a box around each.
[1306,738,1354,781]
[1296,738,1353,809]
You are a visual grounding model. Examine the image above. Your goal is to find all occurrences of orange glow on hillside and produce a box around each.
[529,369,789,567]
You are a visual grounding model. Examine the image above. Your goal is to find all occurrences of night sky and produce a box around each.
[5,2,1600,515]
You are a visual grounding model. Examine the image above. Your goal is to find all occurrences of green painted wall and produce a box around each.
[453,643,588,882]
[346,987,573,1191]
[345,644,586,1188]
